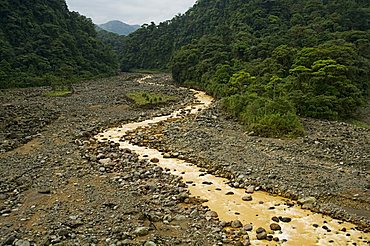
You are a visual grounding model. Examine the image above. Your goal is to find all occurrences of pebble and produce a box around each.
[256,231,267,240]
[246,186,255,193]
[133,227,150,237]
[163,153,171,158]
[244,224,253,231]
[270,223,281,231]
[242,195,252,201]
[144,241,157,246]
[205,211,218,218]
[272,216,279,222]
[14,240,31,246]
[231,220,243,228]
[279,217,292,223]
[256,227,266,234]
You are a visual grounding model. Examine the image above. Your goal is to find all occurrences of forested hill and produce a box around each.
[119,0,370,136]
[98,20,140,36]
[0,0,118,88]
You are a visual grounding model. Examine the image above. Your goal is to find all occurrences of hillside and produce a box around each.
[98,20,140,36]
[119,0,370,136]
[0,0,118,88]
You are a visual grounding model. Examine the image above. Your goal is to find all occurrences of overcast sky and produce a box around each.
[65,0,197,25]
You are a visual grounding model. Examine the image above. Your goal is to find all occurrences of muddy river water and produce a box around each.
[97,77,370,245]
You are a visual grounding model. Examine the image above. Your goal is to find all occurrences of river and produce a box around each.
[96,76,369,245]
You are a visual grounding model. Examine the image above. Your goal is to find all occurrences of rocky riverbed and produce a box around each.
[0,74,232,245]
[125,100,370,232]
[1,73,369,245]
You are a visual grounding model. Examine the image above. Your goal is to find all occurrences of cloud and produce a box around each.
[65,0,197,25]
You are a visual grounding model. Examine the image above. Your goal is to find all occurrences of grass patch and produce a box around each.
[127,91,177,106]
[44,87,73,97]
[349,120,370,129]
[129,69,165,74]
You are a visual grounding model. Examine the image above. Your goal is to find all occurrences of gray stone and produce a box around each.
[246,186,255,193]
[205,210,218,218]
[99,158,112,165]
[173,215,187,221]
[14,240,31,246]
[244,224,253,231]
[231,220,243,228]
[298,196,316,205]
[256,231,267,240]
[133,227,150,237]
[163,153,171,158]
[163,214,172,222]
[144,241,157,246]
[256,227,266,234]
[242,195,252,201]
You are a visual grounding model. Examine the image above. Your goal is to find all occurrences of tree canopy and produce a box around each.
[115,0,370,136]
[0,0,118,88]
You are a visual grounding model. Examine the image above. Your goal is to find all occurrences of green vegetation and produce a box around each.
[115,0,370,137]
[350,120,370,129]
[127,91,177,106]
[44,87,73,97]
[0,0,118,89]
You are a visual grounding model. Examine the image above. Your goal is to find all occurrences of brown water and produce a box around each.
[97,77,370,245]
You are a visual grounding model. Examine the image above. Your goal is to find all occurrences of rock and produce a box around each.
[121,239,132,245]
[150,158,159,163]
[231,220,243,228]
[2,234,17,245]
[246,186,255,193]
[256,231,267,240]
[14,240,31,246]
[38,188,51,194]
[225,191,234,195]
[271,216,279,222]
[163,214,172,222]
[133,227,150,237]
[173,215,187,221]
[244,224,253,231]
[0,194,9,200]
[270,223,281,231]
[99,158,112,165]
[163,153,171,158]
[205,210,218,218]
[242,195,252,201]
[298,197,316,205]
[144,241,157,246]
[256,227,266,234]
[99,167,106,172]
[279,217,292,223]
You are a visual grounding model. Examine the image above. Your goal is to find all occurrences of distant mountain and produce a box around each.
[98,20,140,36]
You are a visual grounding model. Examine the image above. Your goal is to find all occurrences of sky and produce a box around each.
[65,0,197,25]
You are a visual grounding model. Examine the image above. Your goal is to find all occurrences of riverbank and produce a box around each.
[0,74,225,245]
[1,73,369,245]
[127,99,370,231]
